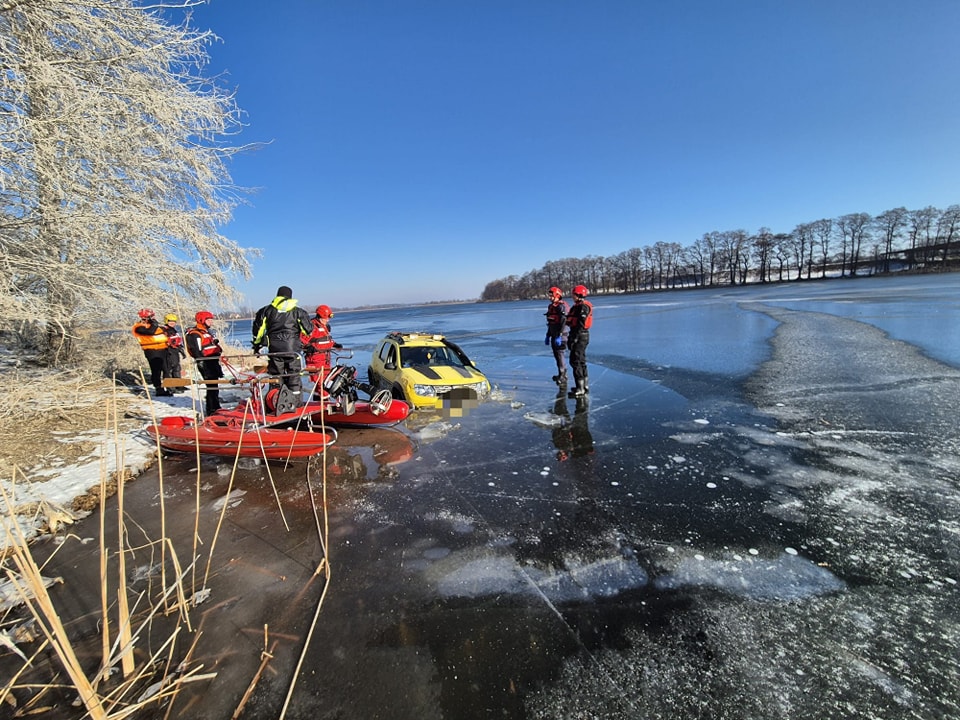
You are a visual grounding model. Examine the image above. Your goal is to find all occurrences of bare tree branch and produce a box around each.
[1,0,258,363]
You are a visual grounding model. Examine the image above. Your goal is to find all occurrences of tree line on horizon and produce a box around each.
[480,204,960,301]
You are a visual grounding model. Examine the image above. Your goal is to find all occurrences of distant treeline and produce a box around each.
[480,204,960,301]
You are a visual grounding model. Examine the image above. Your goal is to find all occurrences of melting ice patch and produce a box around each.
[432,551,648,602]
[523,411,566,429]
[418,421,460,441]
[211,489,246,511]
[654,551,844,601]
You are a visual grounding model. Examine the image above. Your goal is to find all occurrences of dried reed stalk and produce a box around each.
[99,394,113,680]
[231,632,279,720]
[278,399,332,720]
[200,401,246,592]
[0,371,210,718]
[1,480,108,719]
[255,402,291,530]
[115,386,134,679]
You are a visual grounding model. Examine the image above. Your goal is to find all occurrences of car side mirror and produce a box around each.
[385,362,397,371]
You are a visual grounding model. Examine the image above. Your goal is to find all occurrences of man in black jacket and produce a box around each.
[251,285,313,396]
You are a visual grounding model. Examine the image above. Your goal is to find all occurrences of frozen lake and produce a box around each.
[26,274,959,719]
[205,274,960,718]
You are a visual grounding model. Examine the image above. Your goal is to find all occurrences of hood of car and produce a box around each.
[405,364,485,384]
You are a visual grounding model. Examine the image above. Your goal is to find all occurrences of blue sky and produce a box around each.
[186,1,960,310]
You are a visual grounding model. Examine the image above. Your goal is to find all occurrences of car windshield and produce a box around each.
[400,346,463,368]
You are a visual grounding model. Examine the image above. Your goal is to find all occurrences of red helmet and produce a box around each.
[549,286,562,298]
[195,310,215,325]
[316,304,333,319]
[573,285,589,298]
[138,308,155,319]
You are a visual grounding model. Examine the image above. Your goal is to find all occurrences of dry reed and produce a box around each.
[0,337,335,718]
[0,380,204,717]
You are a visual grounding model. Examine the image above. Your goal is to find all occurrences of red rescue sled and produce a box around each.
[212,397,409,429]
[146,415,337,460]
[225,364,410,429]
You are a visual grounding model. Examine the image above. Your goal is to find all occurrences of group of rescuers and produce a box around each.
[133,282,594,415]
[544,284,593,398]
[132,285,339,415]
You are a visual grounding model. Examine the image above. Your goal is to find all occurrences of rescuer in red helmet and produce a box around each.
[132,308,173,397]
[544,287,569,386]
[185,310,224,414]
[301,304,343,383]
[565,285,593,398]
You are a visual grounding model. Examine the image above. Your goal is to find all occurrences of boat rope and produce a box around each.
[201,399,252,592]
[252,398,291,531]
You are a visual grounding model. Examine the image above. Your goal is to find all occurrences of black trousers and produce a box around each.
[165,347,182,379]
[143,349,166,393]
[196,357,223,413]
[568,330,590,387]
[549,334,567,375]
[268,353,303,394]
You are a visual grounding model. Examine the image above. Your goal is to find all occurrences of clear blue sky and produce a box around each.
[186,0,960,310]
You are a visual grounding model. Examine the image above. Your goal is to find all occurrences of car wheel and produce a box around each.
[391,385,408,404]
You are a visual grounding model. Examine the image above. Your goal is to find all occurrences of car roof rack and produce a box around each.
[386,331,445,344]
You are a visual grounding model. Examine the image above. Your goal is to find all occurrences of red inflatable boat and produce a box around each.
[146,414,337,460]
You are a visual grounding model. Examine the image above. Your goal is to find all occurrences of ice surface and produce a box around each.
[10,276,960,719]
[431,549,649,602]
[654,551,845,601]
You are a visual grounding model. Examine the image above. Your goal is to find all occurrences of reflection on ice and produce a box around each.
[654,551,845,601]
[431,549,648,602]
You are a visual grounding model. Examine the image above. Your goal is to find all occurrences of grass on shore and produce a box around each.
[0,330,332,719]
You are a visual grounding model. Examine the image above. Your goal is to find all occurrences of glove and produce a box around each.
[334,343,343,349]
[252,343,262,354]
[212,338,220,345]
[179,348,187,358]
[545,333,551,346]
[554,336,566,350]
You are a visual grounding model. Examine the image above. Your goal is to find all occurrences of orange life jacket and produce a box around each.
[566,300,593,331]
[186,326,222,358]
[132,321,168,351]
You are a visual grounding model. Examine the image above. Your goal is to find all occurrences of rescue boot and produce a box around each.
[552,371,567,385]
[568,381,586,398]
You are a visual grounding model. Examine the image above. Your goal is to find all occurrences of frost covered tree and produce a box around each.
[0,0,256,364]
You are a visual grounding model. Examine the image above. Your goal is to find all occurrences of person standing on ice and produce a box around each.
[251,285,313,398]
[544,286,569,386]
[132,308,172,397]
[301,304,342,382]
[565,285,593,398]
[185,311,224,415]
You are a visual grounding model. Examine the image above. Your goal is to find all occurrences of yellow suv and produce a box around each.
[367,332,490,411]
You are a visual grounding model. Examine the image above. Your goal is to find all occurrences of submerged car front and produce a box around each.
[400,360,490,409]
